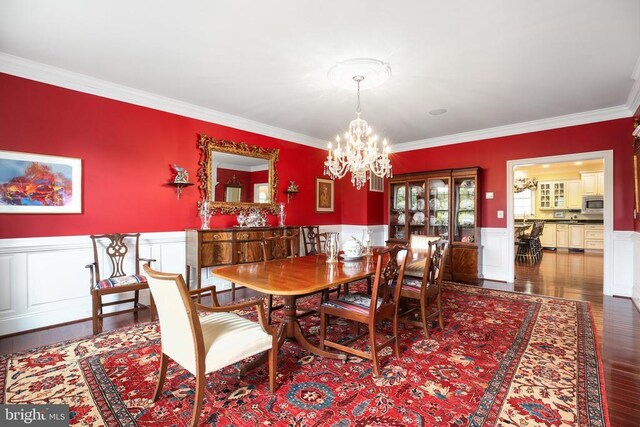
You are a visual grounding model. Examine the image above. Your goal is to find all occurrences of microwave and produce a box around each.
[582,195,604,214]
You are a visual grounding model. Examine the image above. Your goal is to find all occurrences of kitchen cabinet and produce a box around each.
[539,223,557,248]
[565,180,582,209]
[568,224,584,249]
[387,167,480,284]
[581,172,604,195]
[538,181,566,209]
[584,224,604,250]
[556,224,569,248]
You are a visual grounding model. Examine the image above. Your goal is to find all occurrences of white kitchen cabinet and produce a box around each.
[581,172,604,195]
[565,180,582,209]
[556,224,569,248]
[569,224,584,249]
[539,223,557,248]
[538,181,566,209]
[584,224,604,250]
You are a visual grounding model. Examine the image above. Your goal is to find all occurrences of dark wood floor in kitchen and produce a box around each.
[1,250,638,426]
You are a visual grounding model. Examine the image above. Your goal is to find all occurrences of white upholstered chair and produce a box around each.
[143,264,277,427]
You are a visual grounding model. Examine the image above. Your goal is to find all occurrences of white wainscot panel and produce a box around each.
[611,231,634,297]
[0,256,13,312]
[631,232,640,311]
[27,249,90,307]
[479,228,509,282]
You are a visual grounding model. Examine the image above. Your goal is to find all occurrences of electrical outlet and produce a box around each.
[497,210,504,218]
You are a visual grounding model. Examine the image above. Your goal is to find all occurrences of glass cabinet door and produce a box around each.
[408,180,426,236]
[389,182,407,240]
[539,183,551,208]
[553,182,565,208]
[453,177,476,243]
[426,177,449,237]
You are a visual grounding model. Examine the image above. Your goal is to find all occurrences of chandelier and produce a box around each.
[324,75,392,190]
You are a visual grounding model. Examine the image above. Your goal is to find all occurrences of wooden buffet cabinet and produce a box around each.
[387,168,480,284]
[185,226,300,290]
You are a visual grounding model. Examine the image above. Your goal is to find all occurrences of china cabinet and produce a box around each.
[387,167,480,284]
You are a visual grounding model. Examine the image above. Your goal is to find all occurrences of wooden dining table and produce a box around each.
[213,254,378,361]
[212,247,428,363]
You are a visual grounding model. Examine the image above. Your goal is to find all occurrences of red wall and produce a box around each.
[0,73,344,238]
[387,118,636,231]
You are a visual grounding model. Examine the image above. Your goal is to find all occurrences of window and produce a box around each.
[514,189,534,217]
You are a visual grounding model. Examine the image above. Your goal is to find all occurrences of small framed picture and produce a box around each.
[315,177,334,213]
[369,174,384,192]
[0,150,82,213]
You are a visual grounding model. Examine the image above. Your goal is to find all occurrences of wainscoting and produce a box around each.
[0,225,388,336]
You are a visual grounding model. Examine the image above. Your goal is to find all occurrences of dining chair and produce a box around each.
[143,264,277,427]
[319,245,408,377]
[404,234,441,278]
[397,238,449,339]
[301,225,323,255]
[261,235,298,323]
[516,221,544,263]
[86,233,156,335]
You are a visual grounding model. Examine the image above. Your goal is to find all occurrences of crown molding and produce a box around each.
[1,53,636,154]
[394,105,632,153]
[0,53,328,149]
[627,55,640,115]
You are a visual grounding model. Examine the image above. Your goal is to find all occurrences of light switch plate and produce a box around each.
[497,210,504,218]
[486,192,494,199]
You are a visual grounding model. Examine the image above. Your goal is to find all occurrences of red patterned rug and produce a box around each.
[1,283,609,426]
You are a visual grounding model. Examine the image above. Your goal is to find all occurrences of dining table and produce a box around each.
[213,254,377,361]
[212,247,429,363]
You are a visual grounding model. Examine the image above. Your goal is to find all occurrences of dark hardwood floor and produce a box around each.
[1,250,638,426]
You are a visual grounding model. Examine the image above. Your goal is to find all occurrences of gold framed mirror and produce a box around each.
[197,135,279,214]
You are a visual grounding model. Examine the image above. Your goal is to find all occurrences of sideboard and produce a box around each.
[185,226,300,293]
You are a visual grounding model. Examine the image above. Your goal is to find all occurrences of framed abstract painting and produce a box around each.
[315,177,334,213]
[0,150,82,214]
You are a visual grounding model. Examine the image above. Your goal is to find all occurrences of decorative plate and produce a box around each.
[340,254,365,261]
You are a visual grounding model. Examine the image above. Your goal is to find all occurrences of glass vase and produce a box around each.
[278,203,286,227]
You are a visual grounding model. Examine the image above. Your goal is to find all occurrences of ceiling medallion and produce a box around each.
[324,59,393,190]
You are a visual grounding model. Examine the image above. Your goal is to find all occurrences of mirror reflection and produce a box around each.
[197,134,279,214]
[213,153,269,203]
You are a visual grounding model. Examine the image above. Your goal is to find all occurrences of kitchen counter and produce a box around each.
[514,218,603,224]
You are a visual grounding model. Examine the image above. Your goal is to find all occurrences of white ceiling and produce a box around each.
[1,1,639,151]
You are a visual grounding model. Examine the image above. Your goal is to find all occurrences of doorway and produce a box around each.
[506,150,613,295]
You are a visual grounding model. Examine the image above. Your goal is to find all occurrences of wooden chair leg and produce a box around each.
[267,295,274,325]
[133,289,140,322]
[369,324,380,377]
[190,368,206,427]
[268,347,277,392]
[153,352,169,402]
[92,291,101,335]
[319,311,327,349]
[420,296,431,339]
[436,292,444,331]
[231,283,236,301]
[149,293,156,322]
[393,311,401,357]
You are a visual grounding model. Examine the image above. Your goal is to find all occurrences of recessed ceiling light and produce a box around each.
[429,109,447,115]
[574,161,583,165]
[542,164,550,168]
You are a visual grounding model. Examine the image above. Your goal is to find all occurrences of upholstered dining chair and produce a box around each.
[143,264,277,427]
[261,235,298,323]
[319,245,408,377]
[86,233,156,335]
[397,238,449,339]
[404,234,441,278]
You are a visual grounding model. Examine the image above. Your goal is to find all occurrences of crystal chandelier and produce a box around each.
[324,75,392,189]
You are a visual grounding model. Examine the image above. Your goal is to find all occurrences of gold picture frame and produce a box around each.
[315,177,334,213]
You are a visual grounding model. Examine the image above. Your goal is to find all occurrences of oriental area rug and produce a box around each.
[0,283,609,426]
